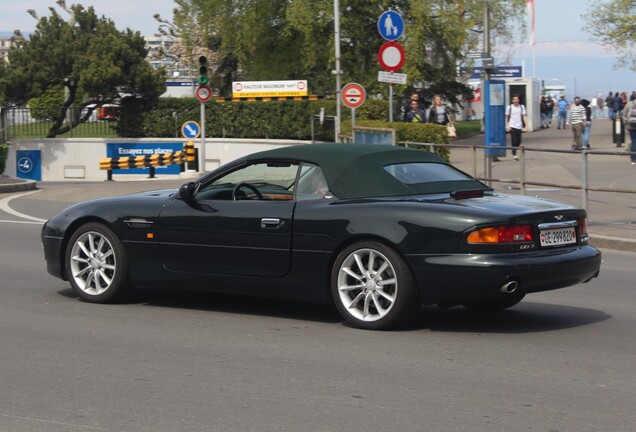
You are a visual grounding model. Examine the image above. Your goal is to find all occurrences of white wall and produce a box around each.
[6,138,310,181]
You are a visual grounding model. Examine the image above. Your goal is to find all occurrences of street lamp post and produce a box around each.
[333,0,342,141]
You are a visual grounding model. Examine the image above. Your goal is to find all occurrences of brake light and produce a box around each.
[467,225,534,244]
[579,219,589,242]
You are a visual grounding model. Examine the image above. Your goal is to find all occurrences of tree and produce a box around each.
[584,0,636,71]
[0,2,166,137]
[159,0,526,105]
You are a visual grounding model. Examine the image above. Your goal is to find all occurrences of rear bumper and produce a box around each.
[405,245,601,304]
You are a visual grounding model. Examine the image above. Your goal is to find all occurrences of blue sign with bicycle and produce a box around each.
[377,11,404,41]
[16,150,41,181]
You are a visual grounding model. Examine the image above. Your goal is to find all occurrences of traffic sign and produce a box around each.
[377,41,405,72]
[378,71,407,85]
[181,121,201,139]
[195,84,213,103]
[377,11,404,41]
[467,52,486,59]
[341,83,366,109]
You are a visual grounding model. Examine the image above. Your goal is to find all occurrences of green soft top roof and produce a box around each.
[244,143,482,199]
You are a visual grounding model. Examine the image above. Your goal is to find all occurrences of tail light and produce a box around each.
[579,219,589,243]
[467,225,534,244]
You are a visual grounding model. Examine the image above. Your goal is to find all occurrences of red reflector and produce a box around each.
[498,225,533,243]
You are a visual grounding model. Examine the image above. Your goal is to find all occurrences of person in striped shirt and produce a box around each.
[567,97,586,150]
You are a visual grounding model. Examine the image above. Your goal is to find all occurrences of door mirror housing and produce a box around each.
[179,182,197,202]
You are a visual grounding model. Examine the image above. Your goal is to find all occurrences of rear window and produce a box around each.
[383,162,489,194]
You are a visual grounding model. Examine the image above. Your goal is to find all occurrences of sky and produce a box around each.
[1,0,634,98]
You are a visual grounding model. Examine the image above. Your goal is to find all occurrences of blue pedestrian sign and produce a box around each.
[377,11,404,41]
[181,121,201,139]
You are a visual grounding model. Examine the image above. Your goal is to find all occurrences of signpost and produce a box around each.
[341,83,366,140]
[377,10,405,123]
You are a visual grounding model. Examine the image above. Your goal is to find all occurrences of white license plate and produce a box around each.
[540,227,576,246]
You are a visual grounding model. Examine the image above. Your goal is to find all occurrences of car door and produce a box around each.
[157,161,298,277]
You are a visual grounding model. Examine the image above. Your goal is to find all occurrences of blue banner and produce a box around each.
[461,66,523,80]
[486,80,507,157]
[16,150,42,181]
[106,142,184,174]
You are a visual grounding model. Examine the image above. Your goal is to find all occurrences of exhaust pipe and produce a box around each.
[500,280,518,294]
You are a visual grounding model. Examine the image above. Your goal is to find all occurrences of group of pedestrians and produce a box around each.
[402,93,450,125]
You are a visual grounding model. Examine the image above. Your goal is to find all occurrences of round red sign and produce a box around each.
[196,85,213,103]
[341,83,366,109]
[377,41,405,72]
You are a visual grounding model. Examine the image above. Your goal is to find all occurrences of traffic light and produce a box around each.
[198,56,208,85]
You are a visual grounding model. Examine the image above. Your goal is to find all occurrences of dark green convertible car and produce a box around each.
[42,144,601,330]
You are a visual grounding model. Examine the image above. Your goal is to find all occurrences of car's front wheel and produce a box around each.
[331,241,418,330]
[65,222,129,303]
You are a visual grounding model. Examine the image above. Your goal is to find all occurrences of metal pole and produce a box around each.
[389,84,394,123]
[582,150,589,216]
[200,102,206,172]
[520,146,526,195]
[351,109,356,142]
[483,5,492,185]
[334,0,342,141]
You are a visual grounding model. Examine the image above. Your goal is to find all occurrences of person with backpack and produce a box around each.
[623,98,636,165]
[505,94,528,161]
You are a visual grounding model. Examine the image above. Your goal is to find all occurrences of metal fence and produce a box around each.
[2,107,121,139]
[403,141,636,214]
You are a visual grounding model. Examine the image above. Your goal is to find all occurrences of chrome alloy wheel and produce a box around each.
[336,248,398,322]
[69,231,117,296]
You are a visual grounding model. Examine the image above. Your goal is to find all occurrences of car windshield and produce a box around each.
[383,162,490,194]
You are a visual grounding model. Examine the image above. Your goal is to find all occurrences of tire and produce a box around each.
[331,241,418,330]
[462,292,525,313]
[65,222,130,303]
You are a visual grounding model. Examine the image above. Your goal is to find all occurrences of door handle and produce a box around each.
[261,218,282,229]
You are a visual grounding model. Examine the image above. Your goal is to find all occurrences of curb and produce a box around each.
[0,179,37,194]
[589,234,636,253]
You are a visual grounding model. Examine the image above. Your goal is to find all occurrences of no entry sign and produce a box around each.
[377,41,405,73]
[341,83,366,110]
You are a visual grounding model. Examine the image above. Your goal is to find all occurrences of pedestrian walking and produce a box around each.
[557,95,569,129]
[545,95,555,126]
[540,96,549,128]
[404,100,427,123]
[623,98,636,165]
[427,95,450,125]
[581,99,592,149]
[606,91,615,120]
[567,97,586,150]
[505,94,528,161]
[402,92,423,122]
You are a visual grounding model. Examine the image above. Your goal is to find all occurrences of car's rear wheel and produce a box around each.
[462,292,526,313]
[331,241,418,330]
[65,222,129,303]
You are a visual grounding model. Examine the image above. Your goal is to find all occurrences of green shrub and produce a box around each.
[0,143,8,175]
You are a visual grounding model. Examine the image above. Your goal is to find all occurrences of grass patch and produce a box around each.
[8,121,119,138]
[454,120,482,138]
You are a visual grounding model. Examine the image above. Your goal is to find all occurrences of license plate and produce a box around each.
[540,227,576,247]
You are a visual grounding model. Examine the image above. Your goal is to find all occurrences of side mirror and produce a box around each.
[178,182,197,202]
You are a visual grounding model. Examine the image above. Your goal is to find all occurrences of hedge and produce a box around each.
[118,97,450,160]
[0,143,8,175]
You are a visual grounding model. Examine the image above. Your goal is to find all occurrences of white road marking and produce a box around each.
[0,219,43,225]
[0,190,47,223]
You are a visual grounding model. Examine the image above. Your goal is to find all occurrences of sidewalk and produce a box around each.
[449,119,636,251]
